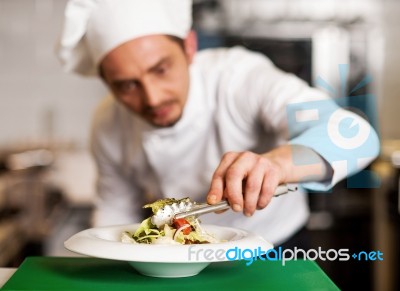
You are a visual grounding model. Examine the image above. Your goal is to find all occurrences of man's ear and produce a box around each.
[184,30,197,64]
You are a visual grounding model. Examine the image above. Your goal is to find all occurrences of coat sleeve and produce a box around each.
[90,98,144,226]
[223,47,380,191]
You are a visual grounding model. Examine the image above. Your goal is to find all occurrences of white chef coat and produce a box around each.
[90,46,379,245]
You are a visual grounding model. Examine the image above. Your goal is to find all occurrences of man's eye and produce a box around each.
[155,66,167,75]
[116,81,137,92]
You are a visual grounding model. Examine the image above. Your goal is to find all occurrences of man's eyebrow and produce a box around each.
[109,57,170,85]
[148,57,169,73]
[111,78,138,86]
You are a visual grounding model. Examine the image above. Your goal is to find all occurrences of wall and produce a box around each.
[0,0,107,149]
[380,1,400,140]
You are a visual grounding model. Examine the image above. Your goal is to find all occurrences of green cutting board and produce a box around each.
[1,257,339,290]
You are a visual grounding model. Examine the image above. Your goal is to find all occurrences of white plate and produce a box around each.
[64,223,273,278]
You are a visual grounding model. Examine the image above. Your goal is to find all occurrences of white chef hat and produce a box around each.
[55,0,192,76]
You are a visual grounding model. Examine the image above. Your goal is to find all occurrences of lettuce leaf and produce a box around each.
[133,217,154,237]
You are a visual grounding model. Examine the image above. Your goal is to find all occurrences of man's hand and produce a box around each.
[206,151,285,217]
[206,145,333,217]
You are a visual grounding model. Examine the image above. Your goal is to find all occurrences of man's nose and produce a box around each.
[142,81,163,107]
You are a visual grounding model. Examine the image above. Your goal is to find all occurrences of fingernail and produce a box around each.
[232,204,242,212]
[244,212,252,217]
[208,195,217,203]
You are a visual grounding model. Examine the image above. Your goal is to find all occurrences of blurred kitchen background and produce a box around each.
[0,0,399,290]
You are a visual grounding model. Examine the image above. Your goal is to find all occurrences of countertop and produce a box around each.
[0,257,339,290]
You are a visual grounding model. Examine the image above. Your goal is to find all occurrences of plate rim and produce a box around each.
[64,223,273,263]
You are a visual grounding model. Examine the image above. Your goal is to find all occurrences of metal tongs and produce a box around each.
[174,184,297,220]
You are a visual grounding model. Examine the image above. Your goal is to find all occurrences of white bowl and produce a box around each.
[64,223,273,278]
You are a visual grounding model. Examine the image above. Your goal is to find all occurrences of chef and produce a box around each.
[56,0,379,246]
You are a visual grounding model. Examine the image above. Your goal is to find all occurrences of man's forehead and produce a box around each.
[108,35,177,59]
[100,35,178,78]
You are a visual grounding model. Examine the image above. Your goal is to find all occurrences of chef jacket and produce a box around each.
[90,46,379,245]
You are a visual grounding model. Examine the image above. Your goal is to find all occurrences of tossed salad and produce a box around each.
[121,198,220,245]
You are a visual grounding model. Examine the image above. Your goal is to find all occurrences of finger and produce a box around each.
[243,163,265,216]
[207,174,224,204]
[207,152,239,204]
[224,152,255,212]
[214,209,228,214]
[257,170,280,209]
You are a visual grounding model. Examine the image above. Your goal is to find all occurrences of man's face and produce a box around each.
[100,34,195,127]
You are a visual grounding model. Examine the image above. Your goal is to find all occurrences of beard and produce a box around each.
[143,99,183,128]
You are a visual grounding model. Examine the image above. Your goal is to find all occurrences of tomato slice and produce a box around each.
[173,218,191,235]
